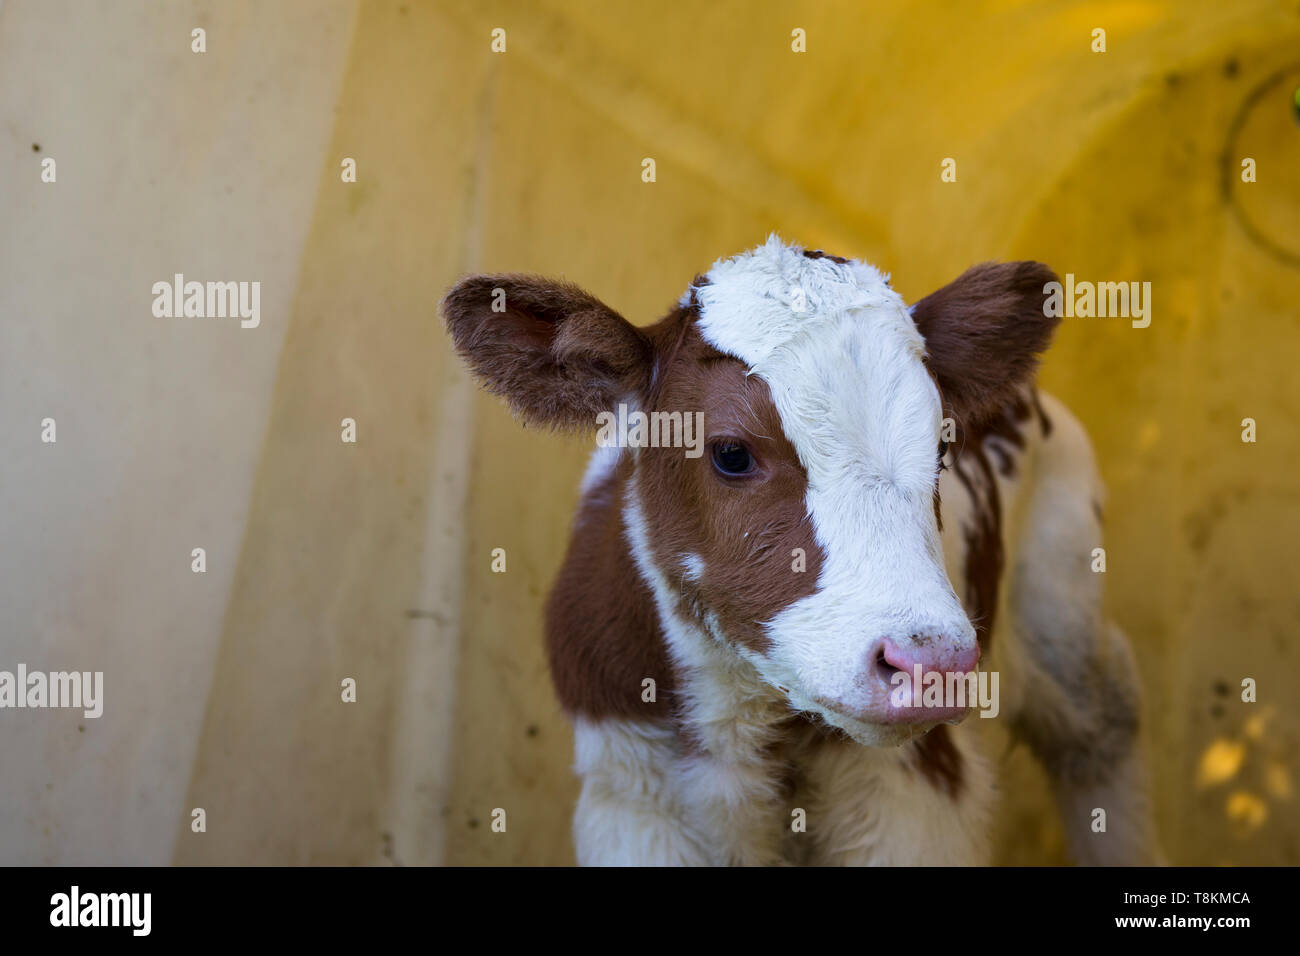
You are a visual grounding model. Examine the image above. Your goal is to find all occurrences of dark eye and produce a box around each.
[711,441,754,477]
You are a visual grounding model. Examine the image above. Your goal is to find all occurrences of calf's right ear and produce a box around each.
[441,275,653,430]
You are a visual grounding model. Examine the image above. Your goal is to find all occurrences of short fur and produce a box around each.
[441,236,1160,866]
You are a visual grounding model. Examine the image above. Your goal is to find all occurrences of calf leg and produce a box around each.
[1011,620,1162,864]
[999,395,1162,865]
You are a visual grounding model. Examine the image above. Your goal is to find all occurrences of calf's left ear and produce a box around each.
[909,261,1061,427]
[441,274,654,430]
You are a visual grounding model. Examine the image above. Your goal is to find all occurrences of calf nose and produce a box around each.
[878,635,980,682]
[872,635,981,725]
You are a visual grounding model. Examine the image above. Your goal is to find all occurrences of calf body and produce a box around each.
[444,237,1159,866]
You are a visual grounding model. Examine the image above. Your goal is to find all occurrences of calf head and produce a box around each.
[443,237,1058,746]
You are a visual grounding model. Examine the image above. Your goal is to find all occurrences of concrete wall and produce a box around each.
[2,0,1297,866]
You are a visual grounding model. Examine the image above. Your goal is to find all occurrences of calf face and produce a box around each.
[443,236,1058,746]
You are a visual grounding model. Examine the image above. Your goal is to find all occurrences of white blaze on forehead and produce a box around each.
[692,235,941,496]
[690,235,975,718]
[694,236,901,363]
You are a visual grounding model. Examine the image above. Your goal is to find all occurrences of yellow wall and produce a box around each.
[435,0,1300,866]
[3,0,1297,866]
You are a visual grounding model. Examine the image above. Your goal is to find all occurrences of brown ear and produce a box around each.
[441,274,653,429]
[909,261,1061,427]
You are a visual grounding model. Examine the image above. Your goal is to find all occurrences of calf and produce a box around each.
[442,236,1160,865]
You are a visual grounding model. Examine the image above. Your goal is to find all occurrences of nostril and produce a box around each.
[875,646,902,678]
[880,638,914,675]
[880,634,979,677]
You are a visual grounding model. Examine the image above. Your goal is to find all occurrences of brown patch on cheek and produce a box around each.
[636,327,824,654]
[544,452,680,721]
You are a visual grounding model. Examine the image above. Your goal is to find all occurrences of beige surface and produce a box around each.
[2,0,1297,866]
[0,0,358,864]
